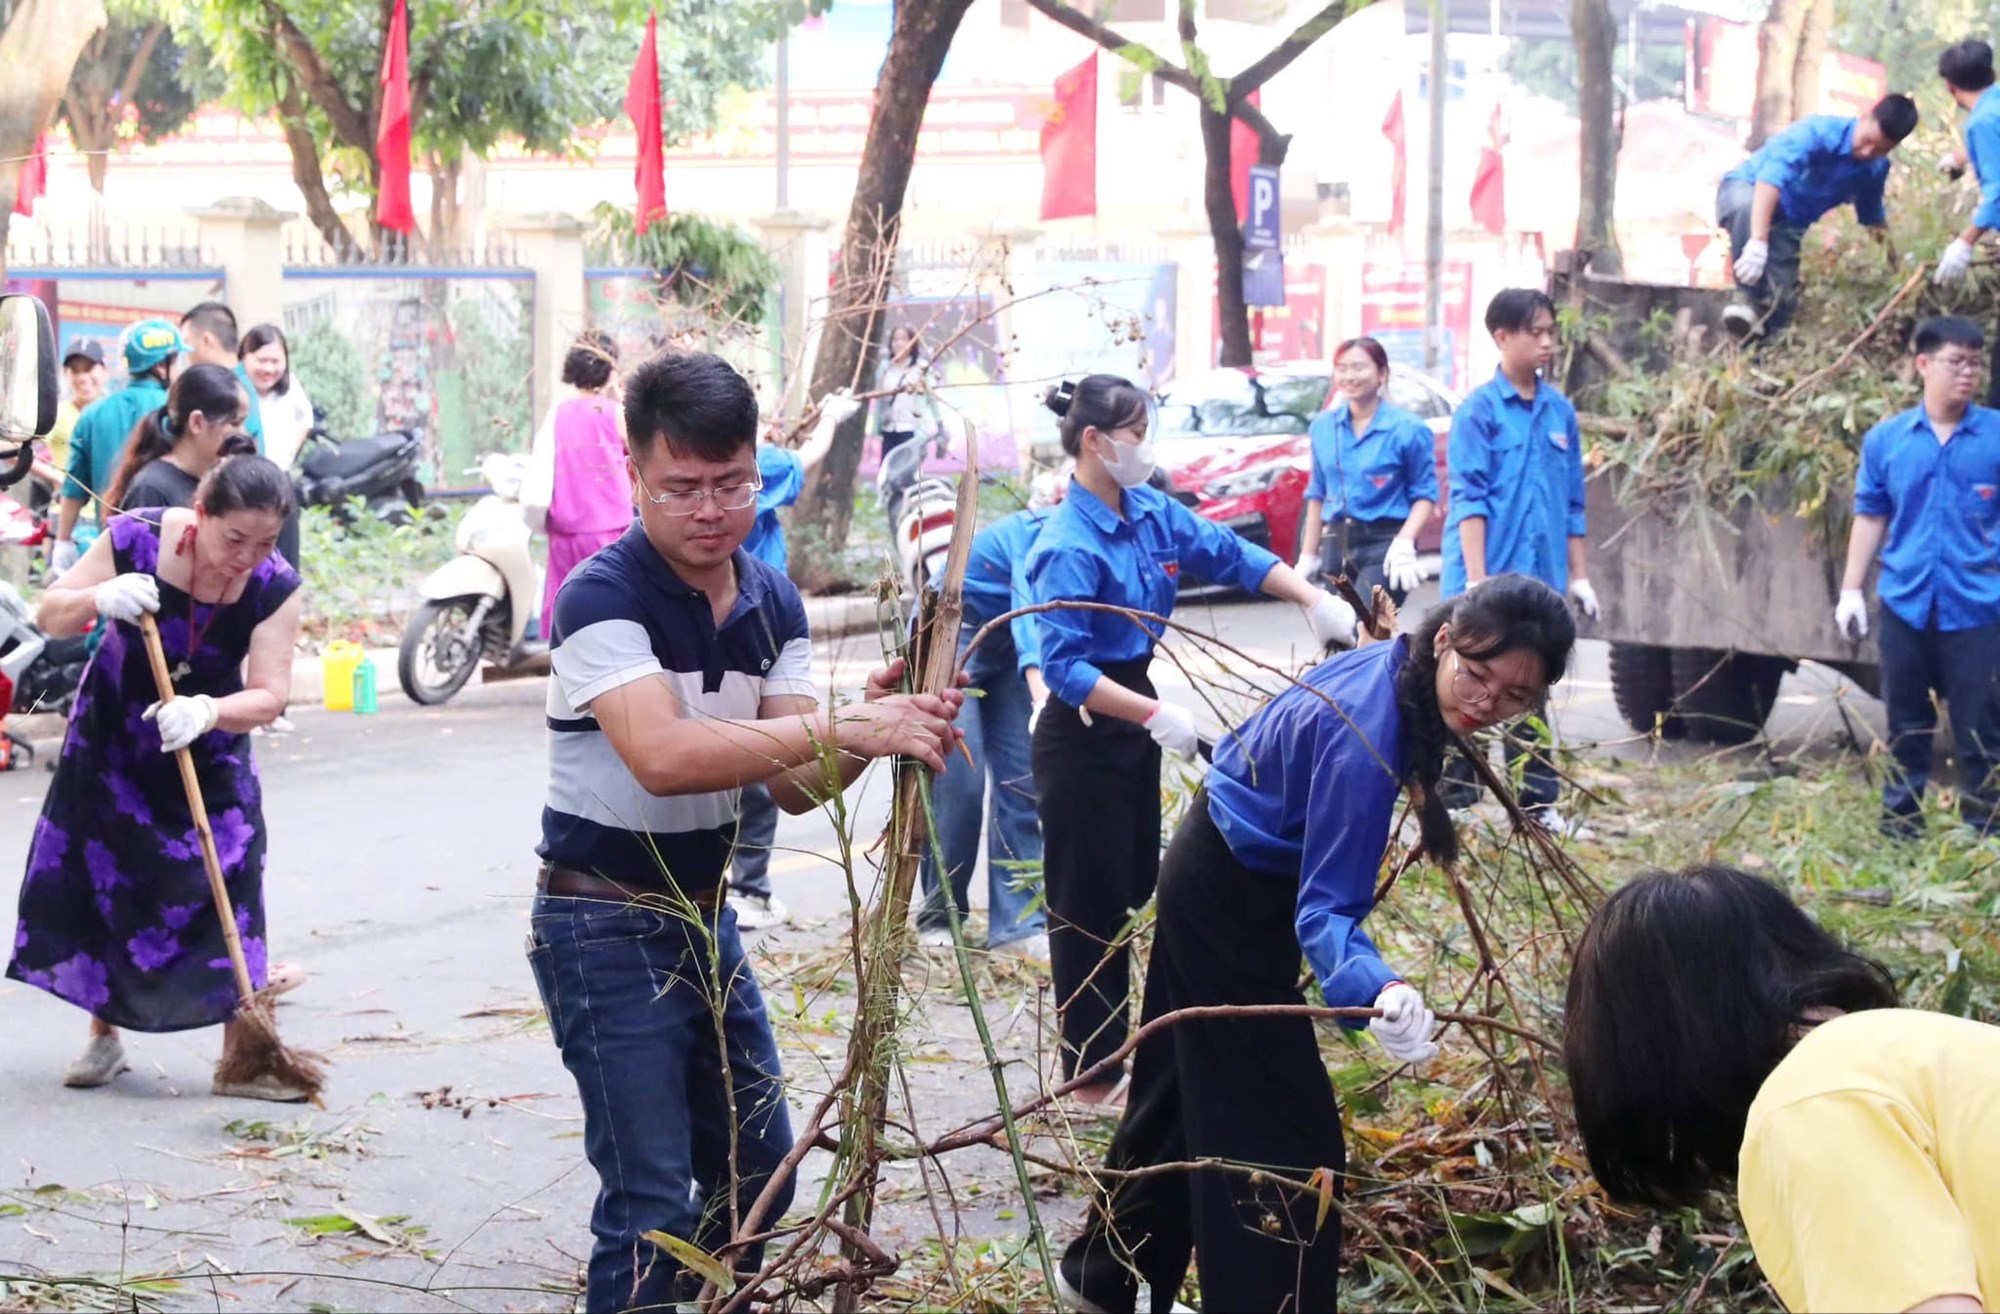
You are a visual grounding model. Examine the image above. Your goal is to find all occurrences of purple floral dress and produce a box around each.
[7,511,300,1031]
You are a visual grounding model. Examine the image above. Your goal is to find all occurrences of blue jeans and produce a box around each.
[527,894,796,1311]
[1716,178,1805,337]
[728,783,779,901]
[1878,608,2000,835]
[918,631,1047,947]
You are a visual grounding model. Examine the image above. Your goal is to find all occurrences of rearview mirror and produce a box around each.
[0,293,58,489]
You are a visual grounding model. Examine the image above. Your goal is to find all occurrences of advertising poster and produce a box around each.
[1358,261,1472,390]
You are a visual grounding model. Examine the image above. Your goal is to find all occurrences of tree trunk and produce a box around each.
[1203,105,1253,368]
[276,82,359,257]
[1789,0,1834,122]
[1574,0,1623,273]
[1748,0,1809,150]
[790,0,977,572]
[0,0,109,275]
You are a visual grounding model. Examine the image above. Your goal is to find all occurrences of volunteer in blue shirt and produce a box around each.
[1026,373,1361,1104]
[1440,289,1597,834]
[1057,576,1576,1314]
[915,505,1053,961]
[1293,335,1439,605]
[1835,316,2000,838]
[726,389,859,931]
[1718,94,1917,338]
[1935,41,2000,289]
[52,319,185,573]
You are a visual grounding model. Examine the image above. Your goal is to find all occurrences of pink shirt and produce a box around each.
[545,396,631,535]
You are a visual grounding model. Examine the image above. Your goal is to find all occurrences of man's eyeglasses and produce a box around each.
[635,471,763,516]
[1931,352,1985,376]
[1450,651,1537,720]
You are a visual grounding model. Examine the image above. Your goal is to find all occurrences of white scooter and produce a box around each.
[878,439,957,598]
[396,452,546,705]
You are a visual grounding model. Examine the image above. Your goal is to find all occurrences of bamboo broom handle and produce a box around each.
[136,612,256,1006]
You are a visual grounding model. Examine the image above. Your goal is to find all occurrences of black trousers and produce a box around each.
[1878,608,2000,834]
[1062,795,1345,1313]
[1315,515,1408,606]
[1033,659,1160,1081]
[1439,696,1559,810]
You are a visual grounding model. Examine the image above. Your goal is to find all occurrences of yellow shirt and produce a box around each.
[1738,1009,2000,1313]
[43,399,77,471]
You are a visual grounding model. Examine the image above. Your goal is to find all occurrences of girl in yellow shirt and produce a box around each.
[1564,865,2000,1313]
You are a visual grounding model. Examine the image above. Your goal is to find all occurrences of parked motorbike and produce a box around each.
[397,452,545,705]
[294,416,432,527]
[878,439,956,597]
[0,580,89,768]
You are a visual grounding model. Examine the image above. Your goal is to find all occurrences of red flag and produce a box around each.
[13,132,46,218]
[1381,92,1406,237]
[1469,103,1507,236]
[374,0,414,233]
[625,12,668,233]
[1039,53,1097,221]
[1230,89,1262,223]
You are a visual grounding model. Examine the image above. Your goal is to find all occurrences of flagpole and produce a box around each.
[1424,0,1446,376]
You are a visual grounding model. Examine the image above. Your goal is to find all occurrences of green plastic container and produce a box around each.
[352,655,379,715]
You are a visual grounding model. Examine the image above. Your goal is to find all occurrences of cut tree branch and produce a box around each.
[275,78,357,255]
[260,0,373,153]
[1229,2,1352,95]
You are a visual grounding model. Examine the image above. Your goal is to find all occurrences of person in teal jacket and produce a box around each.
[52,319,186,573]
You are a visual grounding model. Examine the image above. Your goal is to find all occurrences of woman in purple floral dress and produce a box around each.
[7,455,305,1099]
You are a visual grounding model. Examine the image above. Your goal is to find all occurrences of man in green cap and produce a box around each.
[51,318,184,574]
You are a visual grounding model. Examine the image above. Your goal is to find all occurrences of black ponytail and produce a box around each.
[106,363,246,509]
[1043,373,1150,459]
[1396,574,1578,869]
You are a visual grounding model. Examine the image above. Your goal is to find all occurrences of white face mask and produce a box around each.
[1095,429,1156,487]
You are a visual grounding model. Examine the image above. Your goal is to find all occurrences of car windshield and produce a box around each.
[1155,371,1330,441]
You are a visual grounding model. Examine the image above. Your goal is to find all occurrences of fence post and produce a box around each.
[188,198,293,330]
[494,213,587,424]
[755,209,832,414]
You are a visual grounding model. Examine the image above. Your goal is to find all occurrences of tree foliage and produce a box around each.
[586,203,780,327]
[60,0,205,194]
[0,0,109,270]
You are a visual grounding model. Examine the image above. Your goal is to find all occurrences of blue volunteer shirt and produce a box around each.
[1722,115,1890,230]
[1027,479,1279,707]
[1206,637,1407,1015]
[1854,403,2000,632]
[1966,85,2000,232]
[1442,370,1586,598]
[743,444,806,571]
[232,364,267,450]
[963,507,1052,670]
[1303,400,1440,523]
[539,524,818,887]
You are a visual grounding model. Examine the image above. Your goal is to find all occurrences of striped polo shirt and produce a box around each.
[538,523,817,890]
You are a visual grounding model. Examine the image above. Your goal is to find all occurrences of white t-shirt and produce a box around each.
[258,382,316,470]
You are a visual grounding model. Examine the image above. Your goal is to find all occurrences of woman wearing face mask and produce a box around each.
[104,364,253,512]
[1294,336,1438,605]
[8,456,309,1100]
[1025,374,1362,1106]
[1057,575,1576,1313]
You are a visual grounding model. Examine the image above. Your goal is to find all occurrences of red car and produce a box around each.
[1154,363,1458,574]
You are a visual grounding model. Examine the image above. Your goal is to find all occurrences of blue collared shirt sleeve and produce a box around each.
[1163,494,1280,593]
[1969,95,2000,230]
[1399,412,1440,505]
[1564,404,1588,537]
[1294,697,1401,1017]
[1752,119,1816,191]
[1009,546,1041,670]
[1854,163,1889,228]
[756,446,805,513]
[1303,412,1333,504]
[1446,394,1498,521]
[1854,419,1893,517]
[1027,537,1110,707]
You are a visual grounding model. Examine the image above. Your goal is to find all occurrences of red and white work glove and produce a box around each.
[144,695,219,753]
[1370,982,1439,1065]
[94,573,160,623]
[1143,701,1201,761]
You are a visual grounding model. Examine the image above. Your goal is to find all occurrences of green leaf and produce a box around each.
[642,1229,738,1294]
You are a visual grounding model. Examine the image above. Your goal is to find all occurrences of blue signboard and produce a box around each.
[1245,165,1281,251]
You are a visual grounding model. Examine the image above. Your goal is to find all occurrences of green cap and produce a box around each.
[122,319,186,373]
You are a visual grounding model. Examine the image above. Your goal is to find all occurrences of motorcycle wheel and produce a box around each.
[398,597,486,705]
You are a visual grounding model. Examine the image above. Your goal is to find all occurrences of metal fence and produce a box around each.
[280,222,523,271]
[4,224,215,271]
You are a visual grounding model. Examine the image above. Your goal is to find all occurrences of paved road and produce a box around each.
[0,594,1873,1310]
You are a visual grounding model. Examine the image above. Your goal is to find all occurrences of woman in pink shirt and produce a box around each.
[532,332,631,634]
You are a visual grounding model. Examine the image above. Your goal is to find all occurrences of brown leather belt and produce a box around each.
[536,864,722,911]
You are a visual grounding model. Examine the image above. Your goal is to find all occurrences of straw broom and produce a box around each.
[137,613,324,1102]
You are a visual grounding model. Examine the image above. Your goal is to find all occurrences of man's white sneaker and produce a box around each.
[1722,300,1758,339]
[729,893,788,930]
[993,932,1051,966]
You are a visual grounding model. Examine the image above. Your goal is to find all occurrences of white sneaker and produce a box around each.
[729,893,788,930]
[1527,805,1595,842]
[993,932,1051,965]
[63,1034,127,1088]
[1722,300,1758,339]
[915,927,955,949]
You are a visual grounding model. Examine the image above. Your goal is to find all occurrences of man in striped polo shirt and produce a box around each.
[526,351,964,1311]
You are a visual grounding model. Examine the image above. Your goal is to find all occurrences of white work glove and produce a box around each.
[1369,982,1439,1065]
[143,694,219,753]
[815,389,862,429]
[94,573,160,623]
[1733,237,1769,285]
[1306,590,1359,649]
[1293,551,1318,582]
[1835,588,1868,640]
[1143,701,1201,762]
[1935,237,1976,285]
[1383,537,1423,594]
[1568,577,1601,622]
[50,539,80,575]
[1028,699,1044,737]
